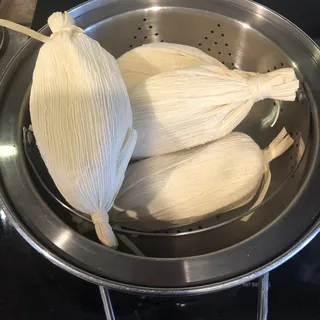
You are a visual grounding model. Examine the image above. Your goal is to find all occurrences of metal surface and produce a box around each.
[20,0,312,235]
[99,287,116,320]
[0,27,7,59]
[257,273,269,320]
[0,0,320,292]
[21,0,311,236]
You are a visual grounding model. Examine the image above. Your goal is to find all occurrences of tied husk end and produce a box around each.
[241,127,294,222]
[263,127,294,163]
[246,68,299,103]
[48,12,83,36]
[92,212,118,248]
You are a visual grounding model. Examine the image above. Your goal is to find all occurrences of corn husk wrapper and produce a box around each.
[112,129,293,230]
[118,42,299,159]
[130,65,298,158]
[117,42,227,89]
[0,12,137,248]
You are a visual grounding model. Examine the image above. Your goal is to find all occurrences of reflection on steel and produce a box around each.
[240,22,251,29]
[0,209,6,221]
[0,145,16,157]
[53,230,72,249]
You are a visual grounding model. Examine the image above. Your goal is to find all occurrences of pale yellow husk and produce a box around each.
[118,42,299,159]
[112,128,294,230]
[117,42,227,89]
[130,65,298,158]
[0,12,137,248]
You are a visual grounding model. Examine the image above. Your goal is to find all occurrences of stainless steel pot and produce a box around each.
[0,0,320,296]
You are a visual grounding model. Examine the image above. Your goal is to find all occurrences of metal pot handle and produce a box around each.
[258,273,269,320]
[99,273,269,320]
[99,286,116,320]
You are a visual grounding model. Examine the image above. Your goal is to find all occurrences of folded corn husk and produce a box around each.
[118,42,299,159]
[0,12,137,248]
[112,128,293,230]
[129,63,298,158]
[118,42,227,89]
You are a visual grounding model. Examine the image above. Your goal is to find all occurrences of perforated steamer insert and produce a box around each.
[1,0,320,295]
[23,4,310,246]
